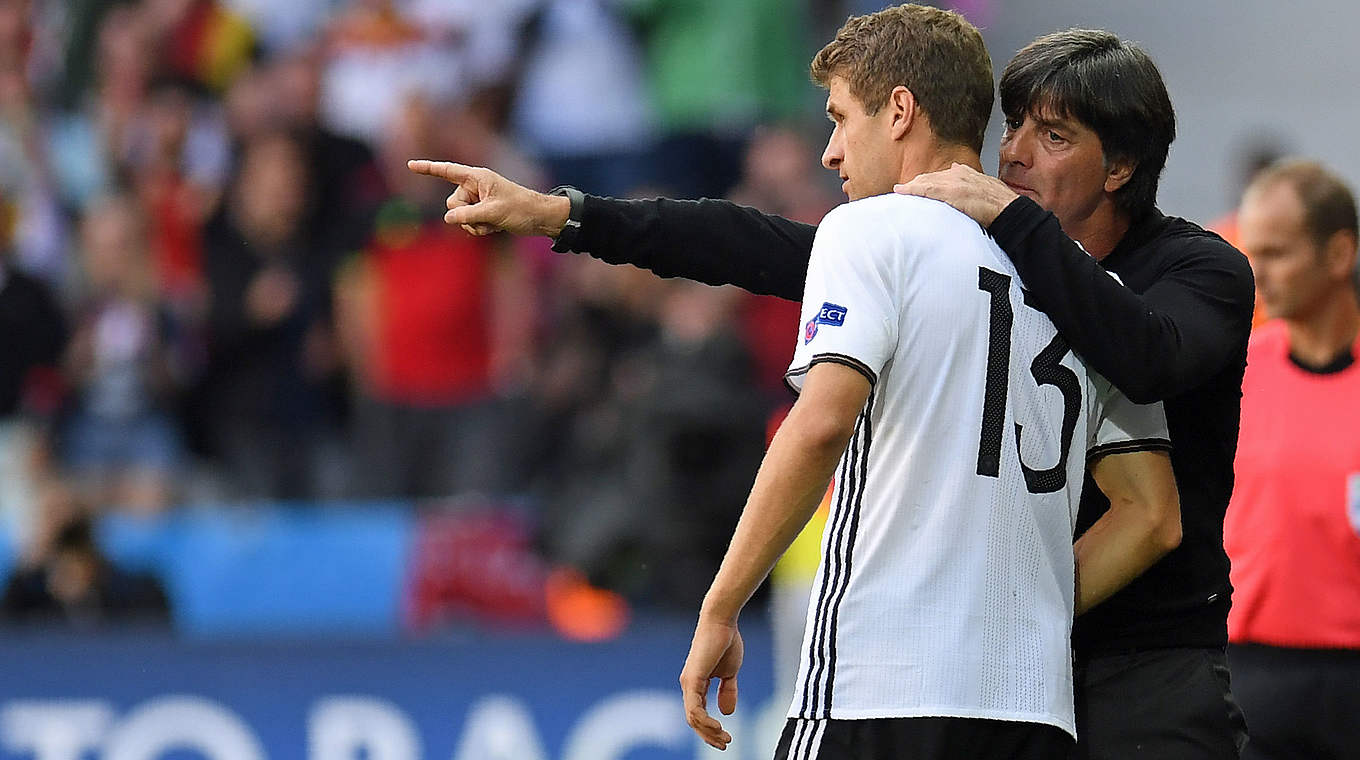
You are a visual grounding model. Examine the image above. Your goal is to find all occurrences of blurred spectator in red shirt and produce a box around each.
[335,94,535,499]
[126,78,229,317]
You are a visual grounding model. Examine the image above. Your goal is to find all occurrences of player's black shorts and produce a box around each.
[773,716,1072,760]
[1074,647,1248,760]
[1228,642,1360,760]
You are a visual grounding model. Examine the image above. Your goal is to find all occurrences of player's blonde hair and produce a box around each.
[810,4,994,153]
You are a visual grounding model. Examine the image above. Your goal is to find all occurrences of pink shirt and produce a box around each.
[1225,320,1360,648]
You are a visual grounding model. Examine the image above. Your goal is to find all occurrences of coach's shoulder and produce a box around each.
[1157,215,1256,301]
[1175,219,1252,274]
[1161,215,1247,261]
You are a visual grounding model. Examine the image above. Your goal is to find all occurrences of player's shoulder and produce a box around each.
[819,193,982,245]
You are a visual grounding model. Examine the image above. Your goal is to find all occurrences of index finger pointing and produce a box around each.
[407,159,477,184]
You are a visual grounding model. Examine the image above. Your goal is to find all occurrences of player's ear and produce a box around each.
[1103,156,1136,194]
[889,86,916,141]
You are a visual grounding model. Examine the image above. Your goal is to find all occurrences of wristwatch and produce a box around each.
[548,186,585,253]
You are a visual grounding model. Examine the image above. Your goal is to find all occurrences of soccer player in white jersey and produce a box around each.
[678,6,1181,758]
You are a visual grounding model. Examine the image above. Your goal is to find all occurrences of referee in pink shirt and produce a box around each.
[1227,160,1360,760]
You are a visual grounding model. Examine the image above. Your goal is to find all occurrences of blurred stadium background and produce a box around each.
[0,0,1353,758]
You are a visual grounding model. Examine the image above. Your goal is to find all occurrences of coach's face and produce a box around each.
[821,77,901,201]
[998,107,1132,232]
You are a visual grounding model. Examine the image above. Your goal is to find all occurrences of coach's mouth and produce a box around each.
[1003,179,1038,199]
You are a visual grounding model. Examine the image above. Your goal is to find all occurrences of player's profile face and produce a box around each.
[1238,181,1335,321]
[998,107,1113,229]
[820,77,897,201]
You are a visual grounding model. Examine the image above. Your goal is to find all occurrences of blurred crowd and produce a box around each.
[2,4,1357,758]
[2,1,1358,667]
[0,0,856,618]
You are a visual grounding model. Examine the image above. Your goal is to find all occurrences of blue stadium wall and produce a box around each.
[0,505,778,760]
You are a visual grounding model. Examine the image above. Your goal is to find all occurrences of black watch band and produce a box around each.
[548,186,585,253]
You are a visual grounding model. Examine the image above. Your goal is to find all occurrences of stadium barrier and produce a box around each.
[0,502,780,759]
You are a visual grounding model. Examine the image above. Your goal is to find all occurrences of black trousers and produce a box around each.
[1227,642,1360,760]
[774,716,1072,760]
[1075,648,1248,760]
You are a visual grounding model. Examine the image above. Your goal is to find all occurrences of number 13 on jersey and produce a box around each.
[975,266,1082,494]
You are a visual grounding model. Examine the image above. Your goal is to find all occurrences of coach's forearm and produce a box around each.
[1076,451,1182,615]
[575,195,816,299]
[988,197,1254,403]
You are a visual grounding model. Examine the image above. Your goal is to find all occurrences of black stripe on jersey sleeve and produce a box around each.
[819,390,873,714]
[1086,437,1173,462]
[801,409,859,717]
[798,390,874,719]
[783,354,879,396]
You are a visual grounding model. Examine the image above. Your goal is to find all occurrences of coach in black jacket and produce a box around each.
[413,28,1253,760]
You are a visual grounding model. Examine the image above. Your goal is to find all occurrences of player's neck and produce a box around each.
[1286,292,1360,367]
[899,143,983,185]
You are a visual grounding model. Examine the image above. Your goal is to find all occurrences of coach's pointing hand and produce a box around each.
[680,618,744,751]
[407,160,571,239]
[894,163,1018,227]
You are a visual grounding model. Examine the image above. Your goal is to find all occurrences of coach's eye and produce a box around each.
[1047,130,1066,143]
[1004,118,1022,131]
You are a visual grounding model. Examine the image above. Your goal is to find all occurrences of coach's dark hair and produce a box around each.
[811,4,994,153]
[1000,29,1176,218]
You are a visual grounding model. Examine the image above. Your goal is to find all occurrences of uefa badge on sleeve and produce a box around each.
[1348,473,1360,537]
[804,302,847,344]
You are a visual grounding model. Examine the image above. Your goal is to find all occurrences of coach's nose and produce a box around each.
[999,122,1031,169]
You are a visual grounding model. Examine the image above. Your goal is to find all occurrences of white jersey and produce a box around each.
[784,194,1170,737]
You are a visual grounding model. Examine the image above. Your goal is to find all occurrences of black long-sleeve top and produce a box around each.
[574,192,1255,655]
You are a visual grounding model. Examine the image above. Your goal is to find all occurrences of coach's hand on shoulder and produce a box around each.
[894,163,1018,227]
[407,159,571,239]
[680,618,744,751]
